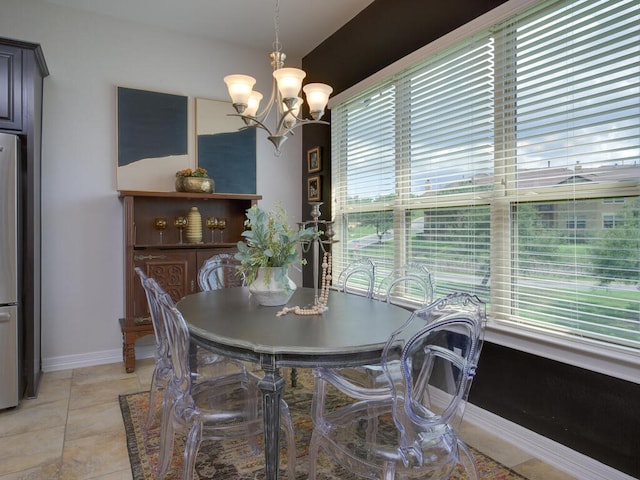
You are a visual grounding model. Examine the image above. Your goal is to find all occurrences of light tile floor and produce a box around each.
[0,359,575,480]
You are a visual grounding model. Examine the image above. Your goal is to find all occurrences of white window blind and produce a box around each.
[331,0,640,350]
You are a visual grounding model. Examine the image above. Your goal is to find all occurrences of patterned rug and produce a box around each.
[119,370,528,480]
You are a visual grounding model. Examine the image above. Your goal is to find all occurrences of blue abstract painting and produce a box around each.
[117,87,187,167]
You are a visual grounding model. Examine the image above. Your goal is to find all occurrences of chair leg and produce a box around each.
[246,377,260,454]
[280,399,297,480]
[145,367,163,430]
[457,439,479,480]
[157,394,175,479]
[183,420,204,480]
[365,414,380,453]
[382,461,396,480]
[308,430,321,480]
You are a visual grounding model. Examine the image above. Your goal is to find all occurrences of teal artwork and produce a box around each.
[195,97,257,194]
[197,128,257,194]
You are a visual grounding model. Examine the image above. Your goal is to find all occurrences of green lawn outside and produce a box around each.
[342,238,639,346]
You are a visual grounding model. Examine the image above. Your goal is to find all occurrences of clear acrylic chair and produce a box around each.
[153,282,297,480]
[328,262,435,394]
[197,252,246,291]
[325,257,377,388]
[376,262,434,308]
[198,251,298,389]
[135,268,247,431]
[135,267,173,430]
[309,292,486,480]
[335,257,376,298]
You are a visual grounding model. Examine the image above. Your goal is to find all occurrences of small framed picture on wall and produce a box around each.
[307,175,321,201]
[307,146,321,173]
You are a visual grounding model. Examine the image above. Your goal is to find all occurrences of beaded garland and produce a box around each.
[276,252,332,316]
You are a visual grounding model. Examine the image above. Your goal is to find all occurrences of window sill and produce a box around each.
[485,320,640,385]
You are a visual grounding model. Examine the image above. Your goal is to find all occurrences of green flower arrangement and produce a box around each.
[175,167,209,178]
[235,205,317,288]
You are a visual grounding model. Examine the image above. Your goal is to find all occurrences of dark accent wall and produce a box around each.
[301,1,640,477]
[474,344,639,476]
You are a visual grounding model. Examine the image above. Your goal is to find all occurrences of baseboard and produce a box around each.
[464,402,636,480]
[42,345,155,372]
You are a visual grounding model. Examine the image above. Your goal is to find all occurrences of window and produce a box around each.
[565,215,586,230]
[331,0,640,355]
[603,214,623,228]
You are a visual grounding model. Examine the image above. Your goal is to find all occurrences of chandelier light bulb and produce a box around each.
[303,83,333,120]
[273,68,306,99]
[245,91,263,117]
[223,74,256,111]
[283,97,303,129]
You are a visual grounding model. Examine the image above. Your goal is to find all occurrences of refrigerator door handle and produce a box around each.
[0,312,11,322]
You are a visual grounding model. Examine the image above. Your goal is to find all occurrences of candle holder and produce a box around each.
[217,217,227,243]
[174,216,188,244]
[299,202,336,306]
[154,217,168,244]
[277,202,336,319]
[206,217,219,243]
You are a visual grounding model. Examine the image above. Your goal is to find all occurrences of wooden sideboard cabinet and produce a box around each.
[118,190,261,372]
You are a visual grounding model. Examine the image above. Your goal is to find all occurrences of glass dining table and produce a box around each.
[176,286,412,480]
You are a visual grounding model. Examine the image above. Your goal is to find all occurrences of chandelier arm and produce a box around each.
[274,124,296,139]
[255,73,280,121]
[273,119,331,138]
[227,114,276,138]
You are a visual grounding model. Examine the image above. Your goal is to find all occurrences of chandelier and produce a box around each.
[223,0,333,152]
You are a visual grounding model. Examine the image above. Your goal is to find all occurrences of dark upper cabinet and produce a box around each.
[0,44,23,131]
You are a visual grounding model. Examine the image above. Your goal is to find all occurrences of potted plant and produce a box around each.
[175,167,214,193]
[235,205,316,306]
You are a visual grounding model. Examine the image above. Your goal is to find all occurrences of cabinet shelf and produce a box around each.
[118,190,260,201]
[118,190,261,372]
[133,242,238,250]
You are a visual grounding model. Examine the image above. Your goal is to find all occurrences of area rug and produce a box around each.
[120,371,528,480]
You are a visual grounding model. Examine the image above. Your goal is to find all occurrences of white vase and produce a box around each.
[248,267,296,306]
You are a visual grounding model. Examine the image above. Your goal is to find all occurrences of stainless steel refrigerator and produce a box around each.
[0,132,20,409]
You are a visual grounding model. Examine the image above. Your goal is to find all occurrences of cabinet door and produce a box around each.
[0,45,22,131]
[132,250,196,321]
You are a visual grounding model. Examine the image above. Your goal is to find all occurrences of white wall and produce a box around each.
[1,0,303,370]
